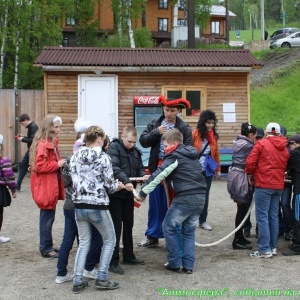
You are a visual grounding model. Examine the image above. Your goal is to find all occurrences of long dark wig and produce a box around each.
[196,109,219,140]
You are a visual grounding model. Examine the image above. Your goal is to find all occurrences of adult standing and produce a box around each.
[16,114,38,191]
[283,134,300,256]
[246,122,289,258]
[227,122,256,250]
[30,115,65,258]
[192,110,221,231]
[137,96,192,248]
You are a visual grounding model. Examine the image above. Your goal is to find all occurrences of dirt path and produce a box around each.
[0,175,299,300]
[250,48,300,86]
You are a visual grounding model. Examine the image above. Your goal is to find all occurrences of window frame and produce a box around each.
[158,0,168,9]
[158,18,168,31]
[66,16,76,26]
[162,85,207,122]
[211,21,220,35]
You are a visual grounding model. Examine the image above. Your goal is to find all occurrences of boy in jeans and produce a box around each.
[137,129,206,273]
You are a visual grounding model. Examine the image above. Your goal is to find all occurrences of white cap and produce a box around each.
[74,118,91,133]
[0,134,3,145]
[266,122,281,134]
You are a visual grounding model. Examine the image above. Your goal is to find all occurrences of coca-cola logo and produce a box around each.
[134,96,160,105]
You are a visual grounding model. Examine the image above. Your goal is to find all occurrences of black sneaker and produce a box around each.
[137,237,159,248]
[182,267,193,274]
[109,264,124,275]
[95,279,119,290]
[72,281,88,294]
[164,263,180,272]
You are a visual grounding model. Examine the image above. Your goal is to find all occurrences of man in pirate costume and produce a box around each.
[137,95,193,248]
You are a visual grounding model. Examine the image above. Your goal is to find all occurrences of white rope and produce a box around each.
[129,177,255,248]
[195,199,254,247]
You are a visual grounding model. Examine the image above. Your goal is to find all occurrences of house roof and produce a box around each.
[34,47,263,72]
[210,5,236,17]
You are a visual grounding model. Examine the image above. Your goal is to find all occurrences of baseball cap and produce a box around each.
[266,122,281,134]
[256,127,264,139]
[288,134,300,145]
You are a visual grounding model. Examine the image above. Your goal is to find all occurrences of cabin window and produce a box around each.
[158,18,168,31]
[158,0,168,9]
[211,21,220,34]
[162,86,206,120]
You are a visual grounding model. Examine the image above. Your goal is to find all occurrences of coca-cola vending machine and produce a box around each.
[134,96,162,166]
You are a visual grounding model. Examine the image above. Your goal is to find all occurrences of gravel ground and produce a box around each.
[0,175,299,300]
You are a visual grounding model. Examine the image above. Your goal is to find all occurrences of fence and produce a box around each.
[0,89,45,164]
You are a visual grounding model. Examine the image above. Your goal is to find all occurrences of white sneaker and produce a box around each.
[271,248,277,255]
[0,236,10,243]
[200,222,212,231]
[55,273,74,284]
[250,251,272,258]
[83,268,97,279]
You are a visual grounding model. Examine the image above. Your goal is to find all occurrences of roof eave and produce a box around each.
[40,65,259,72]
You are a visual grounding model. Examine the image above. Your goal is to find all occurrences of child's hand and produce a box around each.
[125,183,134,192]
[12,192,17,198]
[142,175,150,181]
[58,159,66,168]
[117,181,125,190]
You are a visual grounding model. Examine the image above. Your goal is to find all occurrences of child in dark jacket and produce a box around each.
[0,135,17,243]
[107,126,149,275]
[138,129,206,274]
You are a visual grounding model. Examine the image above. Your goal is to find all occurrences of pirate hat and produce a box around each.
[159,95,191,109]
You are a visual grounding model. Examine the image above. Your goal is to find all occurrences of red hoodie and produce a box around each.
[245,136,289,190]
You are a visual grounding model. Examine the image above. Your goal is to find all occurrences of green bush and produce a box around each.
[133,27,154,48]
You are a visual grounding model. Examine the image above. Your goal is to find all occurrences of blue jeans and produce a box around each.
[56,209,103,276]
[16,150,29,190]
[279,184,293,233]
[39,209,56,254]
[163,194,205,270]
[255,188,282,252]
[199,173,213,225]
[73,209,115,285]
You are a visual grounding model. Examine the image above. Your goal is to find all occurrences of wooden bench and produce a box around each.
[219,148,233,176]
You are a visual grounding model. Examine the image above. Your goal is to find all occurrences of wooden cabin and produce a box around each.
[34,47,263,161]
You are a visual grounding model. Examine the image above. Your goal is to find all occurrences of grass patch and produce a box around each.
[250,64,300,134]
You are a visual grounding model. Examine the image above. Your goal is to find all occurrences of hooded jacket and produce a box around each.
[139,144,206,200]
[227,135,254,203]
[70,146,119,207]
[245,136,289,190]
[107,138,146,199]
[287,145,300,195]
[139,115,192,173]
[30,138,65,210]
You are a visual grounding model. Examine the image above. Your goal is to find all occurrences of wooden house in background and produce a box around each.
[62,2,236,47]
[34,47,263,161]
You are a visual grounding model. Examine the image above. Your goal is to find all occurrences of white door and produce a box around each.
[78,75,118,139]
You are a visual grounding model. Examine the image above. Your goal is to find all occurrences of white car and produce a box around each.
[269,31,300,48]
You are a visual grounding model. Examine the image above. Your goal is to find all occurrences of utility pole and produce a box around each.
[260,0,265,40]
[225,0,229,44]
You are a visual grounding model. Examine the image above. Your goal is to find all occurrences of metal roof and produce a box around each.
[210,5,236,17]
[34,47,263,69]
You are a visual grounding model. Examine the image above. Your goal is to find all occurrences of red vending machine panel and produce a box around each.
[133,96,162,166]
